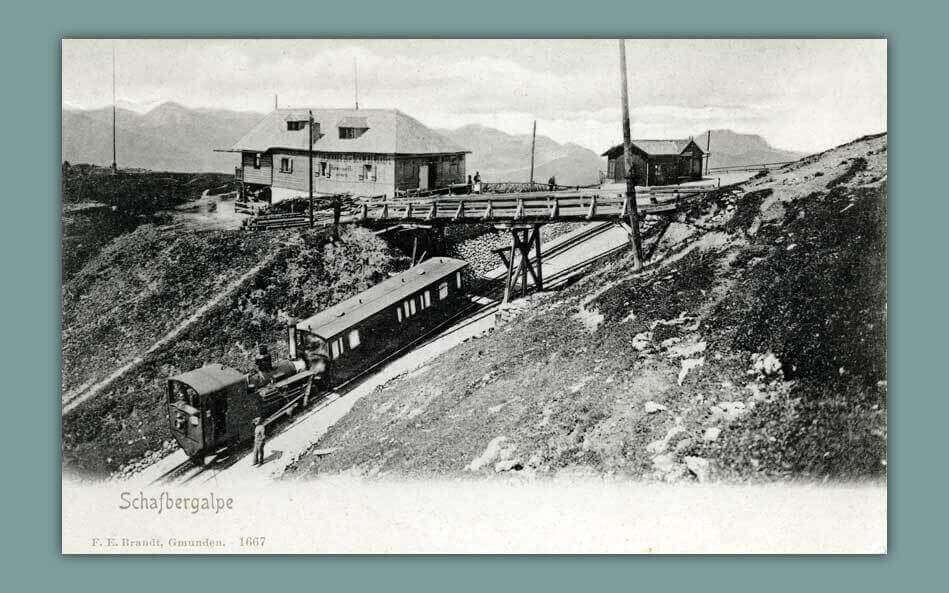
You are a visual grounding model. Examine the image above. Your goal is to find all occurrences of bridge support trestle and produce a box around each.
[495,224,544,307]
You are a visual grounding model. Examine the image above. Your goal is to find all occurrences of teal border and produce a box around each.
[4,0,943,589]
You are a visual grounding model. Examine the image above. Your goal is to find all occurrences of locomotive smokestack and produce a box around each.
[255,344,273,372]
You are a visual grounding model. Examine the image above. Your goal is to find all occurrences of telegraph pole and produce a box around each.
[308,110,314,228]
[705,129,712,176]
[354,58,359,110]
[111,43,117,175]
[529,120,537,189]
[618,39,644,270]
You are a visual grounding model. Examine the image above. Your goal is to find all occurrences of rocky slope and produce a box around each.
[62,226,407,477]
[286,133,887,482]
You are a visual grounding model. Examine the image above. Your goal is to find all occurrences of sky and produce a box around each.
[62,39,886,154]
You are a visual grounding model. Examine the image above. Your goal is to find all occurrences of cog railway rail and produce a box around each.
[106,180,721,483]
[149,217,653,485]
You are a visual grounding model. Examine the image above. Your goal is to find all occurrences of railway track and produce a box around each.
[145,209,685,486]
[148,220,632,485]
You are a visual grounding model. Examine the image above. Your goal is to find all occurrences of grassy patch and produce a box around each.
[62,226,404,477]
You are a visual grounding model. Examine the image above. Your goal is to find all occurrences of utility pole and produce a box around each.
[308,110,314,228]
[705,130,712,176]
[618,39,644,270]
[529,120,537,189]
[354,58,359,110]
[111,43,117,175]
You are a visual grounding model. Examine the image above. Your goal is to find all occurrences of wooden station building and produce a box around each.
[225,108,470,203]
[602,139,705,186]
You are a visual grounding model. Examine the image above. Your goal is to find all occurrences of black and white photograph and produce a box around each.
[60,38,887,554]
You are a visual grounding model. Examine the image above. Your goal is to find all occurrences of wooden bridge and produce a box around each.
[345,186,707,227]
[241,185,718,304]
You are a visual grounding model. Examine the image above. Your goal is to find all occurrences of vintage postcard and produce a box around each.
[61,38,887,554]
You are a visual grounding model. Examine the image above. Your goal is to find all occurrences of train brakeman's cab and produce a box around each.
[167,364,249,460]
[168,353,318,463]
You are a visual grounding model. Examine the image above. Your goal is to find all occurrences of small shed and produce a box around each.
[602,139,705,185]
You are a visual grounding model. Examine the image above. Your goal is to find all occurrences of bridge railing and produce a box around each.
[351,191,687,225]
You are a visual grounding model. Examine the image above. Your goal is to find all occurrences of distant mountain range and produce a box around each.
[693,129,805,170]
[435,124,606,186]
[62,102,806,182]
[62,102,263,173]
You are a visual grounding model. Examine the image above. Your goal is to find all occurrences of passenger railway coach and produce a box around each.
[167,257,470,463]
[291,256,470,385]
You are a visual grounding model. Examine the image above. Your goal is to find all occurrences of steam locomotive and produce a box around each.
[167,257,469,463]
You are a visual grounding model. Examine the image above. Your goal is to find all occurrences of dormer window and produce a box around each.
[287,120,307,131]
[337,116,369,139]
[339,127,367,139]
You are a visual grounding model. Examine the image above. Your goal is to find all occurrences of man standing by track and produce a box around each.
[252,417,266,466]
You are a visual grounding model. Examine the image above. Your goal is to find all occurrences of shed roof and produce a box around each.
[296,257,469,339]
[171,363,245,396]
[229,108,470,156]
[601,139,704,158]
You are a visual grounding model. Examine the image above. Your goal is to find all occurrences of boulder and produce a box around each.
[644,401,667,414]
[494,459,524,473]
[703,427,722,442]
[667,340,707,359]
[684,456,712,482]
[678,357,705,385]
[709,401,748,424]
[646,439,668,454]
[751,351,783,377]
[652,453,687,482]
[632,331,653,351]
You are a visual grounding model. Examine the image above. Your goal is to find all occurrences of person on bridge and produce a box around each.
[252,417,266,466]
[473,171,482,194]
[548,175,557,191]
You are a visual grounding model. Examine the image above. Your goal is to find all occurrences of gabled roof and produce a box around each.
[229,108,469,156]
[602,139,704,158]
[296,257,469,339]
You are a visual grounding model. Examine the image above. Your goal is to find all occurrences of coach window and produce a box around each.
[348,329,361,349]
[396,307,403,323]
[438,281,449,300]
[456,272,462,289]
[422,290,431,308]
[403,301,411,319]
[409,298,417,316]
[331,339,342,359]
